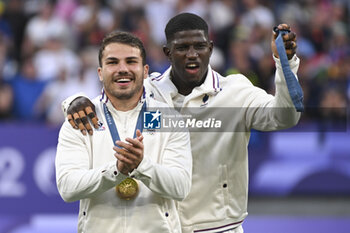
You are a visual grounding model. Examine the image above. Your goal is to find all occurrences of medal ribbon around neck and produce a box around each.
[103,101,146,200]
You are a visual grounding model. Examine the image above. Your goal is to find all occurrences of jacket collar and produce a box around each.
[195,65,222,94]
[152,65,222,103]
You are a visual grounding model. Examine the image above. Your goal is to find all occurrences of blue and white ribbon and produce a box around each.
[274,27,304,112]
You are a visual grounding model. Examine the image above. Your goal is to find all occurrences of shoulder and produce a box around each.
[145,73,163,88]
[145,97,181,122]
[213,71,268,105]
[146,97,170,108]
[217,72,254,89]
[91,96,102,106]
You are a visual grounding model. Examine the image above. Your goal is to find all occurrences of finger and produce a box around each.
[85,106,99,129]
[273,24,292,39]
[114,147,141,166]
[284,41,297,50]
[286,48,297,59]
[114,152,134,167]
[115,142,142,156]
[78,110,93,135]
[136,130,144,142]
[123,138,144,150]
[73,112,86,136]
[272,28,278,39]
[116,160,129,174]
[277,23,290,31]
[67,114,78,129]
[282,32,296,42]
[114,146,142,170]
[115,152,135,166]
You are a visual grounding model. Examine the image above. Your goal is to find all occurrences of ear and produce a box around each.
[97,67,103,82]
[143,64,149,79]
[163,45,171,61]
[208,40,214,56]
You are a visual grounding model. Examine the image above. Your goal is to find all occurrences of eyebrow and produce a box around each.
[173,40,208,45]
[105,56,140,61]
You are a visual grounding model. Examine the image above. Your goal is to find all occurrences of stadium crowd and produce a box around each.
[0,0,348,125]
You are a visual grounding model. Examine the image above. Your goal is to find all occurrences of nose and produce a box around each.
[186,46,198,59]
[117,61,128,74]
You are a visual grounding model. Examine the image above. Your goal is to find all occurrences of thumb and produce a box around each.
[272,28,278,40]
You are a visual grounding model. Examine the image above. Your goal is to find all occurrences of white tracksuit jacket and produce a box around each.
[143,55,301,233]
[56,93,192,233]
[62,55,300,233]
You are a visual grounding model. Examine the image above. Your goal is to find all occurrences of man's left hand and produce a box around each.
[113,130,144,175]
[271,23,297,60]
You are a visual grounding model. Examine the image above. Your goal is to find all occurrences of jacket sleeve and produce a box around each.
[130,130,192,201]
[245,54,301,131]
[55,121,128,202]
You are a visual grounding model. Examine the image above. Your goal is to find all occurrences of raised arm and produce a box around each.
[245,23,301,131]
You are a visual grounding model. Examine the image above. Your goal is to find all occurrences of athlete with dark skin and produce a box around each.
[63,12,299,233]
[66,23,296,135]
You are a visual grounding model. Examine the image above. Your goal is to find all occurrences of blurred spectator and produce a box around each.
[33,34,81,81]
[0,8,17,79]
[36,46,100,125]
[75,45,101,98]
[0,0,348,125]
[0,75,13,119]
[1,0,28,62]
[72,0,115,49]
[317,86,348,134]
[36,69,78,125]
[207,0,235,32]
[226,31,260,87]
[209,46,225,74]
[239,0,275,39]
[320,87,347,119]
[23,0,71,55]
[146,40,170,74]
[175,0,207,18]
[54,0,79,24]
[10,55,47,121]
[144,0,175,44]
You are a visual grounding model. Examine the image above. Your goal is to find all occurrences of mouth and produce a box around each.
[185,63,200,74]
[113,76,133,86]
[115,78,132,83]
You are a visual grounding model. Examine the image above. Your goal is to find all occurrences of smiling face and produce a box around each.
[98,42,149,109]
[163,29,213,95]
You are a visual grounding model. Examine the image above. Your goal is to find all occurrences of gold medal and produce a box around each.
[116,177,139,200]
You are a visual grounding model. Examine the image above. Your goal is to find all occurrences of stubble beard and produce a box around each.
[104,78,143,101]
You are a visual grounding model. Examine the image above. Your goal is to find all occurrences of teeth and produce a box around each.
[117,78,131,82]
[187,64,197,68]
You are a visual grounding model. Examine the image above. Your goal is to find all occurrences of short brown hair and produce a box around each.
[98,31,147,67]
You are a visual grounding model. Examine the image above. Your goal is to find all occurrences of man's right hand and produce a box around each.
[67,97,99,135]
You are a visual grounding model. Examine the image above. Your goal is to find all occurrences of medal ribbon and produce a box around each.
[103,102,146,147]
[274,27,304,112]
[103,101,146,200]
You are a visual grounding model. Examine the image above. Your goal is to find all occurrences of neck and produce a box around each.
[173,81,193,96]
[107,93,142,112]
[170,70,207,96]
[170,73,193,96]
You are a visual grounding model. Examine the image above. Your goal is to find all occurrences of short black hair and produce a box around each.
[165,13,209,43]
[98,31,146,67]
